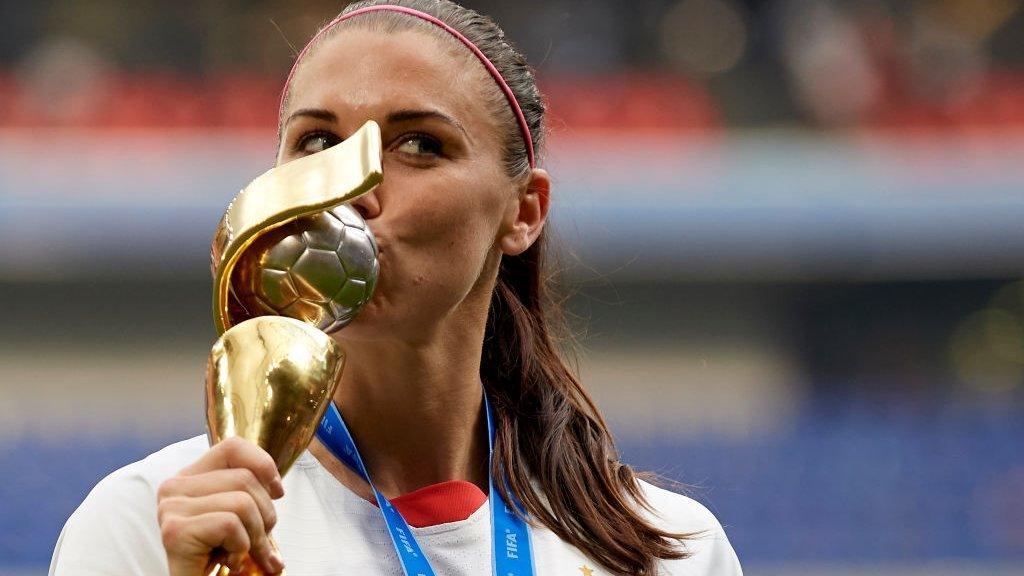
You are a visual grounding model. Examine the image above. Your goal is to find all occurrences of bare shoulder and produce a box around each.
[635,479,744,576]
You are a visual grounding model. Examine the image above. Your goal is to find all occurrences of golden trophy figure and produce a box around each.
[203,121,384,575]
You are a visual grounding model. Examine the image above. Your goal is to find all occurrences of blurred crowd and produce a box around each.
[1,0,1022,130]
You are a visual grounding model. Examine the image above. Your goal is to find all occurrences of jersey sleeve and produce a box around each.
[677,508,743,576]
[638,481,743,576]
[49,464,170,576]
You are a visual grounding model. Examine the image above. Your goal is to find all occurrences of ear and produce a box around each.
[498,168,551,256]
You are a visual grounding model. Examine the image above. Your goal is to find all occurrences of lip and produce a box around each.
[370,233,386,254]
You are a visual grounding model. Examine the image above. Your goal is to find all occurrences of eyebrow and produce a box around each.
[284,108,337,126]
[284,107,470,141]
[387,109,470,140]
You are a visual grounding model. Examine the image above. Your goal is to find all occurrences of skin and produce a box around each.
[157,27,550,576]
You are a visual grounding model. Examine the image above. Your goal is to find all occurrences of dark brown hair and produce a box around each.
[286,1,696,573]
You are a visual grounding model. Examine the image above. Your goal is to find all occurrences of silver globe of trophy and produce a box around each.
[232,203,379,333]
[203,121,383,576]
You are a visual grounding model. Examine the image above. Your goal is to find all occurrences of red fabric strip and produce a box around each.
[389,480,488,528]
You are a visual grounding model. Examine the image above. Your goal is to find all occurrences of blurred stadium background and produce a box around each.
[2,0,1023,574]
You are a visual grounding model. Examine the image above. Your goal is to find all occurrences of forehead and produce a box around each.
[286,27,496,132]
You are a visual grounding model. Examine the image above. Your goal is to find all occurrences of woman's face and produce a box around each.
[277,28,522,343]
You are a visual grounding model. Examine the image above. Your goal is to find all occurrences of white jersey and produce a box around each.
[49,435,742,576]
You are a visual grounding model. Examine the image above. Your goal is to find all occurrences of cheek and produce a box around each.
[388,176,504,286]
[391,163,500,238]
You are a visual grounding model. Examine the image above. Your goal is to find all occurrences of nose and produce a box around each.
[349,186,381,220]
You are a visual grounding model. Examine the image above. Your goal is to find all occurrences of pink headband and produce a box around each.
[279,4,536,168]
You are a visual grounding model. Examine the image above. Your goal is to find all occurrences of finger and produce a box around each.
[160,491,269,541]
[162,495,279,575]
[158,469,278,530]
[180,437,283,498]
[161,510,250,560]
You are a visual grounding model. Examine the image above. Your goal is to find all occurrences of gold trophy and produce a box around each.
[204,121,384,575]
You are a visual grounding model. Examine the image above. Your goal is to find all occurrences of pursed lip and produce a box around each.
[369,231,387,254]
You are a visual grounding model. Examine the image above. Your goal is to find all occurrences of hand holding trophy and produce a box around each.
[203,121,383,575]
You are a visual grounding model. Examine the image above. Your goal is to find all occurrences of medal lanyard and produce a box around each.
[315,394,535,576]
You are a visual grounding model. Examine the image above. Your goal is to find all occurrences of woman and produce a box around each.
[50,1,742,575]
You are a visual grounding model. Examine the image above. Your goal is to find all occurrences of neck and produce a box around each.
[313,327,490,500]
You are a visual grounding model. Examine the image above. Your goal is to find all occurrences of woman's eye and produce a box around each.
[395,135,442,156]
[296,132,340,154]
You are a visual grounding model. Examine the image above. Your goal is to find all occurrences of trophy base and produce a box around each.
[206,548,282,576]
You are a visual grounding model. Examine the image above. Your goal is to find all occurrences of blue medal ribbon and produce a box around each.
[315,394,535,576]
